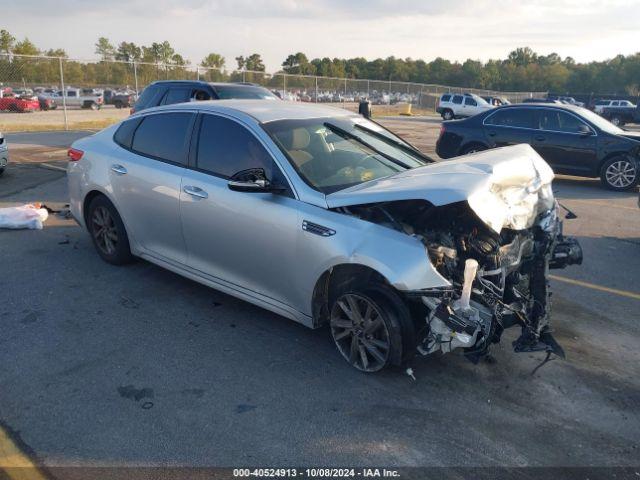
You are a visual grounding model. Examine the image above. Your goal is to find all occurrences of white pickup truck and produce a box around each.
[58,88,104,110]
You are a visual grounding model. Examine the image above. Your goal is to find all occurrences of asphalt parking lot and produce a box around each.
[1,122,639,473]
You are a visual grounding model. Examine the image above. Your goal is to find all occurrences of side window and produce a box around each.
[537,110,587,133]
[612,101,619,106]
[485,108,533,128]
[191,89,212,101]
[113,117,143,149]
[131,112,194,164]
[196,115,274,179]
[162,88,191,105]
[441,94,451,102]
[464,97,477,106]
[452,95,463,104]
[134,86,162,109]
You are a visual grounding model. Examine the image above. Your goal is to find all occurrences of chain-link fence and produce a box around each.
[0,53,546,131]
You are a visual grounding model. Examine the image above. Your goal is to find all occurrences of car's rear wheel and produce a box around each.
[442,109,454,120]
[609,116,622,126]
[114,100,123,109]
[87,195,133,265]
[600,156,639,191]
[330,288,407,373]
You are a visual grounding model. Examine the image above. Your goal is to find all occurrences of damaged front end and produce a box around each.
[330,145,583,364]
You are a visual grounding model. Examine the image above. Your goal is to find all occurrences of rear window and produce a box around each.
[484,108,533,128]
[452,95,463,104]
[131,112,194,165]
[213,85,278,100]
[441,94,451,102]
[113,117,143,149]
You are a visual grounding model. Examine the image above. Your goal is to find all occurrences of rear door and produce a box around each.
[482,107,533,147]
[179,113,299,306]
[451,95,463,116]
[462,96,480,117]
[530,108,598,174]
[110,111,196,263]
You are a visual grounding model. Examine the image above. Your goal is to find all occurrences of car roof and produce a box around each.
[135,99,357,123]
[506,103,585,112]
[148,80,269,89]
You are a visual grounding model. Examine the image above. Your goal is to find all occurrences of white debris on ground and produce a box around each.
[0,203,49,230]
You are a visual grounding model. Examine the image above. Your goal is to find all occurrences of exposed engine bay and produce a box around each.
[333,199,583,363]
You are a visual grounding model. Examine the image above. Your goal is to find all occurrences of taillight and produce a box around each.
[439,125,446,137]
[129,108,135,115]
[67,148,84,161]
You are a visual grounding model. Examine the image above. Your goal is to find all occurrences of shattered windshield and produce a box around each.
[262,116,429,193]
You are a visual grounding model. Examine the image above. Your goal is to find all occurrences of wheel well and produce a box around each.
[598,151,634,176]
[82,190,106,227]
[460,141,488,154]
[311,264,388,328]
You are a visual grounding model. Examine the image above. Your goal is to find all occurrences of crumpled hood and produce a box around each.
[326,143,556,233]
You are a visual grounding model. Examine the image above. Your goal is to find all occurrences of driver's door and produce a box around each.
[179,113,300,307]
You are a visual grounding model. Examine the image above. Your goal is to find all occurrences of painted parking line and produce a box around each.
[549,274,640,301]
[39,163,67,172]
[564,198,640,211]
[0,424,46,480]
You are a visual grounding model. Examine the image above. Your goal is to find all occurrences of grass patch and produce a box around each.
[0,119,118,133]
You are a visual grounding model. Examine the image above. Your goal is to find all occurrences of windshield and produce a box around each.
[214,85,278,100]
[576,107,625,134]
[262,116,429,193]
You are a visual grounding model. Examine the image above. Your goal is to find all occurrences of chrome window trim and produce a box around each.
[482,107,598,137]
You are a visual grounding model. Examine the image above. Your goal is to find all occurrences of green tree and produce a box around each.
[0,29,15,54]
[95,37,115,61]
[13,38,39,56]
[201,53,225,69]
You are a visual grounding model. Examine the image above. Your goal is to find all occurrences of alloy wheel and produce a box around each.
[605,159,636,189]
[91,206,118,255]
[330,293,391,372]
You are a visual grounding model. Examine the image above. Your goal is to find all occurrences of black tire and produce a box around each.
[461,143,487,155]
[600,156,639,191]
[329,284,414,372]
[87,195,134,265]
[114,100,123,109]
[0,167,4,176]
[609,116,622,127]
[441,109,454,121]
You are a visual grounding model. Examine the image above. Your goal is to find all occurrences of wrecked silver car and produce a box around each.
[68,101,582,373]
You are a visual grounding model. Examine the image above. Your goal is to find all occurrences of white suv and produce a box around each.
[594,99,635,114]
[437,93,494,120]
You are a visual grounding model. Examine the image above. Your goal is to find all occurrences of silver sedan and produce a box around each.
[68,101,582,372]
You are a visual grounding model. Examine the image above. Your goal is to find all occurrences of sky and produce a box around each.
[4,0,640,70]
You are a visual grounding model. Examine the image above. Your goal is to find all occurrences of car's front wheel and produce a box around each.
[600,156,639,191]
[330,287,407,373]
[87,195,134,265]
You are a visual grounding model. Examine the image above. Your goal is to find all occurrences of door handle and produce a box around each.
[535,136,546,142]
[183,185,208,199]
[110,164,127,175]
[488,131,496,137]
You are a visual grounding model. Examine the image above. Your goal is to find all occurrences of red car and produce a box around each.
[0,95,40,112]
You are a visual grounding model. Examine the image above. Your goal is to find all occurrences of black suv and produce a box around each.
[131,81,279,113]
[436,103,640,191]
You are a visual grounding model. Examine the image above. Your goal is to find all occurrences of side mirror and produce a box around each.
[578,125,593,136]
[227,168,285,193]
